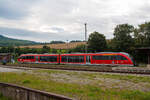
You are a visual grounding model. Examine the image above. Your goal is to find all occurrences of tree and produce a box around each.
[0,47,7,53]
[70,40,82,43]
[42,45,50,53]
[111,24,134,52]
[50,41,65,44]
[88,31,107,52]
[135,22,150,47]
[71,45,86,53]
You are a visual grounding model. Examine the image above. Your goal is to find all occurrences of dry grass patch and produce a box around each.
[19,42,86,49]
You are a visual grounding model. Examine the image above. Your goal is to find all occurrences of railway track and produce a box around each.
[1,64,150,75]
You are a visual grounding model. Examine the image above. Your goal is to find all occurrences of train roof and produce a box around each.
[20,53,59,55]
[61,52,130,57]
[20,52,130,56]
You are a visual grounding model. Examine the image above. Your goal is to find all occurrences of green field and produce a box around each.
[0,69,150,100]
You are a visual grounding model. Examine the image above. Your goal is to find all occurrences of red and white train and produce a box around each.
[17,52,134,66]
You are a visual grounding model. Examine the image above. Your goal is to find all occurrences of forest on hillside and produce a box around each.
[0,35,37,46]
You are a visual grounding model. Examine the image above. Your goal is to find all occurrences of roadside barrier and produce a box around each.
[0,82,73,100]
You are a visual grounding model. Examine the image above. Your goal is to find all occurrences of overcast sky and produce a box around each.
[0,0,150,42]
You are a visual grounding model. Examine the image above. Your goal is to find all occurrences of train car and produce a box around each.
[18,54,59,64]
[89,52,133,66]
[60,53,86,64]
[60,52,133,66]
[17,52,134,66]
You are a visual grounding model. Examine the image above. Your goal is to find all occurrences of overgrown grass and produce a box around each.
[1,70,150,100]
[34,69,150,83]
[0,94,11,100]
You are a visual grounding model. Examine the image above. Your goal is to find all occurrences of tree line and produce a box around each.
[86,22,150,52]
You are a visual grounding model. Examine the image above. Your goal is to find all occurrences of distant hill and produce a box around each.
[0,35,37,46]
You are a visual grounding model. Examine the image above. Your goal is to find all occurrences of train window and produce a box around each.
[109,56,114,60]
[93,55,110,60]
[93,56,98,60]
[48,56,57,62]
[104,56,110,60]
[61,56,84,63]
[61,56,67,62]
[116,55,127,60]
[121,56,127,60]
[93,56,101,60]
[40,56,47,62]
[30,56,34,59]
[68,56,73,62]
[20,56,25,59]
[114,55,127,60]
[23,56,27,59]
[79,56,84,62]
[19,56,23,59]
[93,55,117,60]
[24,56,34,59]
[39,56,57,62]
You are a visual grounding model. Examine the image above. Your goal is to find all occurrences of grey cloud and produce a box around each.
[0,27,84,42]
[34,0,78,25]
[51,27,65,32]
[0,0,37,19]
[0,27,40,37]
[0,0,150,42]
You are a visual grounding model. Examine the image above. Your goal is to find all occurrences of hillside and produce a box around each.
[0,35,37,46]
[19,42,86,49]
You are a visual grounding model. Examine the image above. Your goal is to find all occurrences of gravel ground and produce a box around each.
[0,65,22,72]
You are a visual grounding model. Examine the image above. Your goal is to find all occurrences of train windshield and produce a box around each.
[18,56,23,59]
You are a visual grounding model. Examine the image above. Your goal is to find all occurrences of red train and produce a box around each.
[17,52,134,66]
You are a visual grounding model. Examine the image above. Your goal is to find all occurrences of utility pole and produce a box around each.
[12,43,15,63]
[85,23,87,53]
[67,40,69,53]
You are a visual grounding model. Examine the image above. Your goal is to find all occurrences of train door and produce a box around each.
[117,55,128,65]
[35,56,39,63]
[86,56,91,64]
[114,55,119,65]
